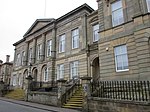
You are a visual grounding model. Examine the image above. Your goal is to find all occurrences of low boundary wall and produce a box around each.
[27,91,58,106]
[88,97,150,112]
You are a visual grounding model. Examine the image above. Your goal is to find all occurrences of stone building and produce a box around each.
[11,0,150,88]
[97,0,150,80]
[0,55,13,85]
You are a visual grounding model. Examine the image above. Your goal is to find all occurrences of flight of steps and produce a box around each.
[62,86,83,110]
[4,89,25,100]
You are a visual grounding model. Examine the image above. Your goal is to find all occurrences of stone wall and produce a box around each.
[88,97,150,112]
[27,91,58,106]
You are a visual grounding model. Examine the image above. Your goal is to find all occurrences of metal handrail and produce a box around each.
[61,78,80,105]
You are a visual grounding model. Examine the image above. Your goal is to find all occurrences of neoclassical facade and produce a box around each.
[11,0,150,88]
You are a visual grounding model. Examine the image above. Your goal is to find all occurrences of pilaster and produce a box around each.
[81,14,87,49]
[25,42,29,66]
[32,38,37,64]
[41,34,46,61]
[51,27,56,82]
[133,0,143,17]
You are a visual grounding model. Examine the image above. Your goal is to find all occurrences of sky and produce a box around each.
[0,0,97,62]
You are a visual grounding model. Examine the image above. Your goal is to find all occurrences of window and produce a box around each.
[37,44,42,60]
[57,64,64,80]
[146,0,150,12]
[93,24,99,42]
[43,67,48,82]
[111,0,124,26]
[18,74,22,86]
[114,45,129,72]
[59,34,65,53]
[29,48,32,63]
[70,61,79,79]
[47,40,52,57]
[72,28,79,49]
[16,53,21,66]
[21,51,25,65]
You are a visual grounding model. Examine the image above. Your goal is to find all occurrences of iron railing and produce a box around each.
[91,81,150,102]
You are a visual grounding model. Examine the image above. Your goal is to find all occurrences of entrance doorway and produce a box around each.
[33,69,38,81]
[92,57,100,82]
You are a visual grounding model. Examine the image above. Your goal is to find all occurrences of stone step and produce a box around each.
[63,103,83,107]
[69,100,83,102]
[62,105,82,109]
[70,97,83,100]
[66,101,83,104]
[63,87,83,109]
[71,95,83,97]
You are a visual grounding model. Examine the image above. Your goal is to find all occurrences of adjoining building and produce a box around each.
[11,0,150,89]
[97,0,150,80]
[0,55,13,85]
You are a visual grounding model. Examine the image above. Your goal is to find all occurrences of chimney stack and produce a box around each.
[6,55,10,62]
[0,60,3,65]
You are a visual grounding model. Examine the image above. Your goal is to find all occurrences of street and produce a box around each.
[0,98,80,112]
[0,100,55,112]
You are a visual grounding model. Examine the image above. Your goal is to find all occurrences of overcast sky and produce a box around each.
[0,0,97,62]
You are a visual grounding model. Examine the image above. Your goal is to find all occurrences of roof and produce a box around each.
[13,38,26,46]
[13,19,55,46]
[56,3,94,22]
[3,62,13,65]
[13,3,94,46]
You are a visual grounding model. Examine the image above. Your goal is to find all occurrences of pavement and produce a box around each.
[0,97,81,112]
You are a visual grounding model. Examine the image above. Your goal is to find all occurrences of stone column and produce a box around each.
[86,45,90,77]
[80,76,92,112]
[32,38,37,64]
[25,42,29,66]
[51,27,56,58]
[51,27,56,84]
[13,49,17,66]
[41,34,46,61]
[81,14,87,49]
[57,79,67,107]
[133,0,142,17]
[97,0,104,31]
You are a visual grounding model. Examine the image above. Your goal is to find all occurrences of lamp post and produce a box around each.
[26,63,33,89]
[25,63,33,101]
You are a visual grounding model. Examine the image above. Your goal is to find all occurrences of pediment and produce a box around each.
[23,19,54,37]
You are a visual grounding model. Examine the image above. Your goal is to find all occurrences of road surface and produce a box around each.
[0,100,56,112]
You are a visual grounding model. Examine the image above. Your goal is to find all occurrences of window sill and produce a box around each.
[58,51,65,54]
[93,40,99,43]
[116,69,129,72]
[72,47,79,50]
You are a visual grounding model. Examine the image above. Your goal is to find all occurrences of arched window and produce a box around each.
[43,67,48,82]
[18,73,22,86]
